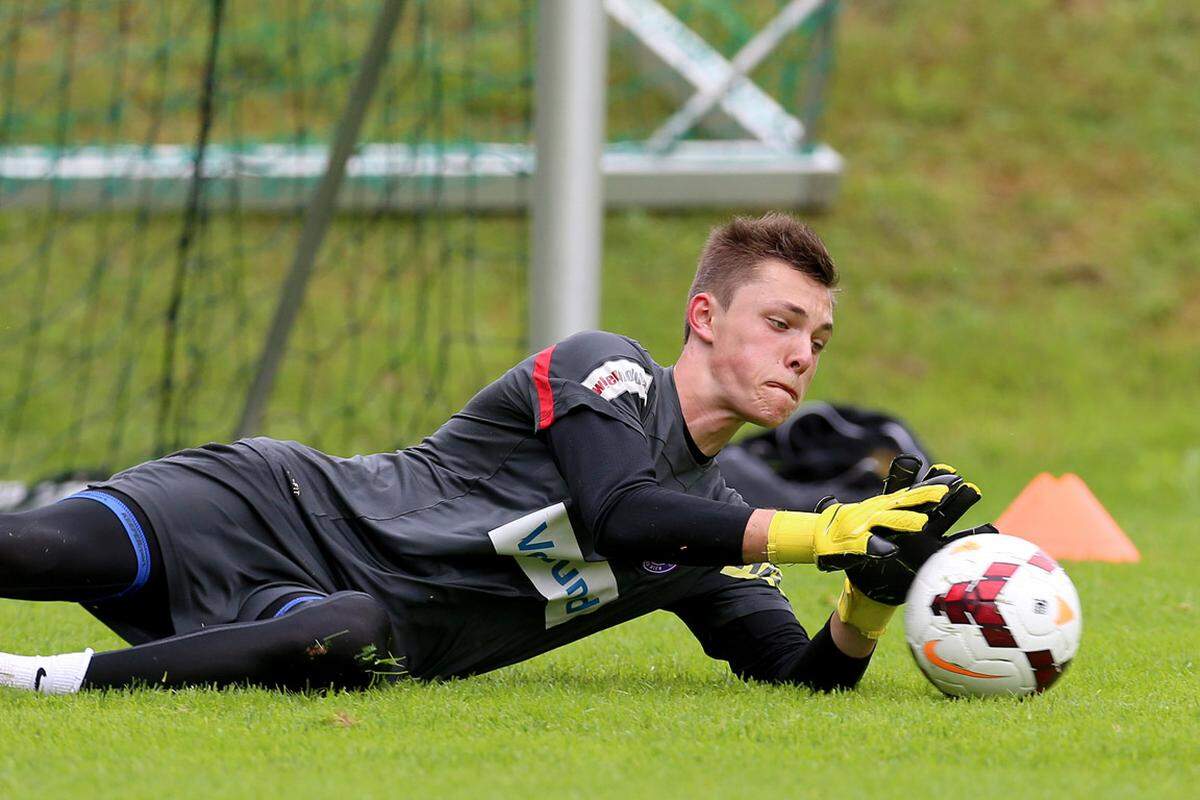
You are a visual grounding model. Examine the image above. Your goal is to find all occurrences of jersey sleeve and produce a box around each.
[525,330,655,435]
[669,569,873,690]
[543,406,751,564]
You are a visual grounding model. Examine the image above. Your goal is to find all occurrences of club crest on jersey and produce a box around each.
[488,503,619,628]
[641,561,677,574]
[582,359,652,404]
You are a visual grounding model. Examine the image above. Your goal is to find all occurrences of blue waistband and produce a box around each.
[67,490,152,600]
[274,595,324,617]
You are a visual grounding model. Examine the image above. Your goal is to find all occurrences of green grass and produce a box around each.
[3,0,1200,797]
[2,546,1196,798]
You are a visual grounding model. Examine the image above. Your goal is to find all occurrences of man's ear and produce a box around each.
[686,292,719,345]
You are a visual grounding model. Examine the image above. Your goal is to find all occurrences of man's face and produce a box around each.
[706,259,834,427]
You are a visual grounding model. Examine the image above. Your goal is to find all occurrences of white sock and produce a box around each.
[0,648,94,695]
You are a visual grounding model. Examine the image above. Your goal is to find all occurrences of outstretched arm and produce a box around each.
[543,406,951,572]
[544,407,905,658]
[531,332,967,573]
[541,405,752,565]
[669,575,874,690]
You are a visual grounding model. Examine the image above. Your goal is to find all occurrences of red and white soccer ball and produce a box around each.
[904,533,1082,697]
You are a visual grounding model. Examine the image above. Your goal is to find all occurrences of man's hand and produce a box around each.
[845,456,990,606]
[826,456,984,640]
[764,470,961,570]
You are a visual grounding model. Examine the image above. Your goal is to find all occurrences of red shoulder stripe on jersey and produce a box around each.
[532,345,556,429]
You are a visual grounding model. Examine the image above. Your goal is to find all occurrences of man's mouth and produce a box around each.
[766,382,798,402]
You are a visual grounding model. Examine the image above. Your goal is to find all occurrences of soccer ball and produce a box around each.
[904,533,1082,697]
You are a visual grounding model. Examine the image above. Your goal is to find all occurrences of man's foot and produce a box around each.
[0,648,93,694]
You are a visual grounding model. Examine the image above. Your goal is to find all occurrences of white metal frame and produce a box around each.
[0,0,840,213]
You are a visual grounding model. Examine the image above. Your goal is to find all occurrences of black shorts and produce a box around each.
[72,486,175,644]
[91,443,341,641]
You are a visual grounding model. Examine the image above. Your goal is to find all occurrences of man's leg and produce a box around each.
[0,489,168,693]
[1,590,398,694]
[82,590,400,691]
[1,494,401,693]
[0,489,164,603]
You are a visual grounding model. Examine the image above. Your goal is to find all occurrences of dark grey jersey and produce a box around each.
[100,331,791,679]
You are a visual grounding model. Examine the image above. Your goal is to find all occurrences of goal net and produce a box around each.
[0,0,836,486]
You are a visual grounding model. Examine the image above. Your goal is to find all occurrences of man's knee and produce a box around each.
[279,591,396,688]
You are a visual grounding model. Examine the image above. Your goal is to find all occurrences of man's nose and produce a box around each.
[786,346,813,375]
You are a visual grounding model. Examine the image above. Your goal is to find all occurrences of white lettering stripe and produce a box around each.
[581,358,652,403]
[488,503,619,628]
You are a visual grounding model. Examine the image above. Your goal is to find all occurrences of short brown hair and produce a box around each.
[683,213,838,343]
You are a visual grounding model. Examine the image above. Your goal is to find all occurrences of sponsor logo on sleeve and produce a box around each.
[489,503,619,628]
[582,359,652,404]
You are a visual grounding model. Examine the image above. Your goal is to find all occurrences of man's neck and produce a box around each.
[672,348,745,457]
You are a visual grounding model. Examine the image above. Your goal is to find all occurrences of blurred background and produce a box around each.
[2,7,1196,795]
[1,0,1197,548]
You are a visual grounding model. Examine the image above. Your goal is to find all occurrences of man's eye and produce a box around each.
[768,318,788,330]
[812,340,827,354]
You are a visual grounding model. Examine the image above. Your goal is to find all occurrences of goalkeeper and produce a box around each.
[0,214,980,694]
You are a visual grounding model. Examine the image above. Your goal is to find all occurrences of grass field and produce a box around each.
[3,1,1199,797]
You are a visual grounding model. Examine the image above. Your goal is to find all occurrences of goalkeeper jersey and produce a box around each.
[98,331,792,679]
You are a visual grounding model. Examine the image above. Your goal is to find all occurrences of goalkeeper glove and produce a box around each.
[836,577,897,640]
[829,456,985,638]
[765,468,958,570]
[837,522,997,638]
[845,456,989,607]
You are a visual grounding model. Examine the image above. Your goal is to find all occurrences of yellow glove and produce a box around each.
[765,479,953,570]
[836,577,896,639]
[846,458,985,605]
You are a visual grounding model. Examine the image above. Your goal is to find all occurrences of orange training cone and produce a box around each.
[994,473,1140,562]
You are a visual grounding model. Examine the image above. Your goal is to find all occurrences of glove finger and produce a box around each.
[912,473,962,491]
[816,553,861,572]
[865,534,898,558]
[922,463,959,480]
[942,522,999,542]
[877,480,952,510]
[814,494,838,513]
[817,547,896,572]
[925,481,983,538]
[882,454,923,494]
[869,509,929,534]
